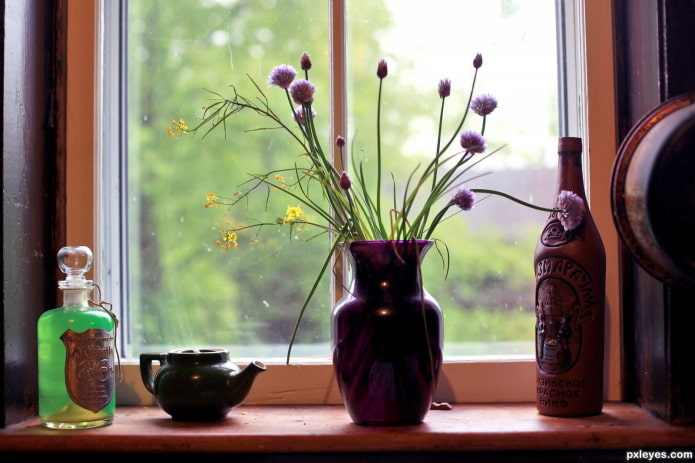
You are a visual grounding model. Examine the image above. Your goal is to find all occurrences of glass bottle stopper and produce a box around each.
[57,246,94,290]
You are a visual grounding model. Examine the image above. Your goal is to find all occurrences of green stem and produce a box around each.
[470,188,562,213]
[432,98,446,190]
[376,78,385,236]
[286,234,345,365]
[438,68,478,156]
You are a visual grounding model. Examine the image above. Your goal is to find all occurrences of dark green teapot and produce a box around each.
[140,348,266,421]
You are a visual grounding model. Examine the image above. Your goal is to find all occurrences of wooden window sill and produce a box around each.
[1,403,694,456]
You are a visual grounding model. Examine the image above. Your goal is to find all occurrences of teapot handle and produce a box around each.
[139,353,167,395]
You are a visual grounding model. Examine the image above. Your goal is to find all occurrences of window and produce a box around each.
[67,0,619,404]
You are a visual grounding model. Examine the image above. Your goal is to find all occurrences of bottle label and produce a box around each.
[536,376,586,408]
[539,219,582,248]
[535,230,598,375]
[60,329,114,413]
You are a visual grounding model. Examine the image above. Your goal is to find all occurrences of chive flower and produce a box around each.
[556,190,585,231]
[438,79,451,99]
[453,187,475,211]
[293,106,316,126]
[459,131,486,154]
[471,94,498,116]
[339,171,352,190]
[300,52,312,71]
[377,59,388,79]
[267,64,297,89]
[289,79,316,105]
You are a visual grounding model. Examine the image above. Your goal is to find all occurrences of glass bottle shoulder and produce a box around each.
[39,305,115,330]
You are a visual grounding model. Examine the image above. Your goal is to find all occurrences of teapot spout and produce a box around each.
[226,360,266,408]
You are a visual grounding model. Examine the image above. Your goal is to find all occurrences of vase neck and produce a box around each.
[348,241,431,297]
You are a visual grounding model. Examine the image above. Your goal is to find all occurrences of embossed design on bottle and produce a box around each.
[61,328,115,413]
[540,219,582,248]
[535,253,598,376]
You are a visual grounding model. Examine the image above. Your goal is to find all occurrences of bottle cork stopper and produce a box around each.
[558,137,582,152]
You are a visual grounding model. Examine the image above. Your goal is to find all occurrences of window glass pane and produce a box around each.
[346,0,558,357]
[123,0,558,360]
[126,0,331,359]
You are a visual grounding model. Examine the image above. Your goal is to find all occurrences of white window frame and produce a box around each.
[66,0,620,406]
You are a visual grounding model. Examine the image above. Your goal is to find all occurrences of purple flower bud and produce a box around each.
[453,187,475,211]
[377,59,388,79]
[556,190,585,231]
[289,79,316,105]
[473,53,483,69]
[340,171,352,190]
[438,79,451,98]
[300,52,312,71]
[471,94,498,116]
[336,136,346,147]
[459,131,486,154]
[268,64,297,89]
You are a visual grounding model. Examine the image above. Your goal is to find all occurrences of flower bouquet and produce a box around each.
[170,52,583,363]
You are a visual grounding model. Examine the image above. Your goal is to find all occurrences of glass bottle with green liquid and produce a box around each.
[38,246,116,429]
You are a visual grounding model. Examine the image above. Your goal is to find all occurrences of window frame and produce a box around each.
[66,0,619,405]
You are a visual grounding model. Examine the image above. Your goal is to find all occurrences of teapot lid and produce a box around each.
[167,348,229,364]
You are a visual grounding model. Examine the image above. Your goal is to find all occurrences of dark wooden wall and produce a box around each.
[613,0,695,424]
[1,0,67,427]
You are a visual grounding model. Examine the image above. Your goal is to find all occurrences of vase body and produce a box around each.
[534,137,606,417]
[332,240,443,425]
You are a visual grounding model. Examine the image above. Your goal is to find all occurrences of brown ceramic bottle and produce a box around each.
[534,137,606,416]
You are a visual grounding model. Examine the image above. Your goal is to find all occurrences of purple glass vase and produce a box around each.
[332,240,443,425]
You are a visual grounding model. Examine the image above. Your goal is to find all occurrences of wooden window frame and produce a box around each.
[65,0,622,406]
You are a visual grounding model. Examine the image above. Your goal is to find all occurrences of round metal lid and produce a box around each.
[611,92,695,285]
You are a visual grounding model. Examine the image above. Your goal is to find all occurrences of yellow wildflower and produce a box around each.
[204,192,220,208]
[274,174,287,190]
[166,118,188,139]
[283,205,305,224]
[217,230,239,250]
